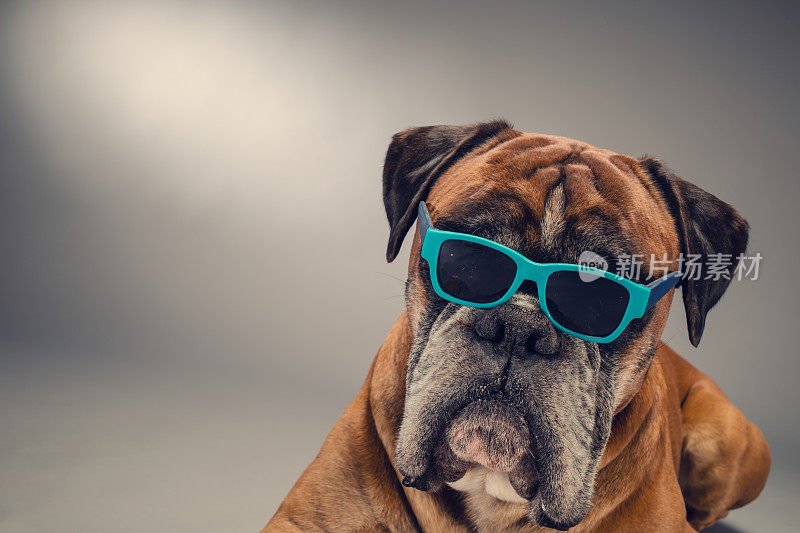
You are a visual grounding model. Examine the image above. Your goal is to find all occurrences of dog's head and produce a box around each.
[383,121,748,529]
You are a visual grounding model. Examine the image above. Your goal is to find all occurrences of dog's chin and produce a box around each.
[438,398,539,502]
[445,398,530,472]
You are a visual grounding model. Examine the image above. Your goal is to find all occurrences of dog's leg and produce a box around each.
[678,375,771,530]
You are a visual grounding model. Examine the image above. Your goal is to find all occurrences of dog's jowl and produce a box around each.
[264,122,770,532]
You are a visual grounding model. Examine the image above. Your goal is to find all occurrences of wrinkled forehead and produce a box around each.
[426,133,679,268]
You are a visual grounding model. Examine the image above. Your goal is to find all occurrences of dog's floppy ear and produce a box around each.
[640,157,750,347]
[382,120,512,262]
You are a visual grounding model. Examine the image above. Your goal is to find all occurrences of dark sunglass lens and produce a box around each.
[436,239,517,304]
[545,270,630,338]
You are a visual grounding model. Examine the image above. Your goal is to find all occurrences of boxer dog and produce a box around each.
[264,121,770,532]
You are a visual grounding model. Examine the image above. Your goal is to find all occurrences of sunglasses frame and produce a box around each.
[417,202,682,343]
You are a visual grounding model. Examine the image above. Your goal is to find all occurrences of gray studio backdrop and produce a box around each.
[0,1,797,531]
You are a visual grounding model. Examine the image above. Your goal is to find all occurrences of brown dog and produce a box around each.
[264,122,770,532]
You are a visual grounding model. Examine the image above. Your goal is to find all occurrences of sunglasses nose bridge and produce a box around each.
[511,261,547,298]
[516,261,546,284]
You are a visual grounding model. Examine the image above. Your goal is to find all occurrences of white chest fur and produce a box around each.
[446,467,527,504]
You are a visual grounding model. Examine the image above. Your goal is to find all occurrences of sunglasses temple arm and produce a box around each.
[644,271,684,312]
[417,201,433,245]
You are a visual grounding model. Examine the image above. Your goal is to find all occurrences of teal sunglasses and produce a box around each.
[417,202,682,343]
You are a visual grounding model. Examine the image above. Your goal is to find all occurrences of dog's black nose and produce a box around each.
[474,299,560,357]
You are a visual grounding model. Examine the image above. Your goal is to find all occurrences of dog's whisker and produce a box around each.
[663,328,682,345]
[375,271,407,284]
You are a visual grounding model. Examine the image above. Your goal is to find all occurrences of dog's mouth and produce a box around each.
[396,309,612,530]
